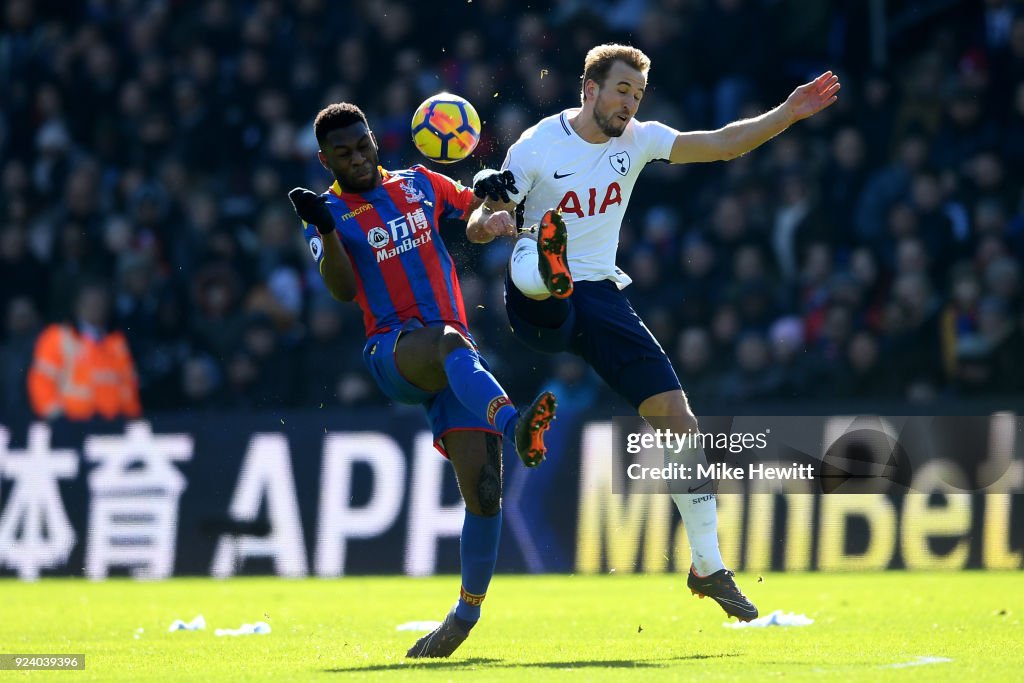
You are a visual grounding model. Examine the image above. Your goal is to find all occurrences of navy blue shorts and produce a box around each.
[504,274,681,409]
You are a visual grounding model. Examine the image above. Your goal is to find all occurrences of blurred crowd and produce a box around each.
[1,0,1023,420]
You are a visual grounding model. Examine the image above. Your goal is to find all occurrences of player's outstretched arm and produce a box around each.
[288,187,358,302]
[466,170,519,244]
[669,71,840,164]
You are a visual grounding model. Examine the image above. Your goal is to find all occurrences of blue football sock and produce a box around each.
[455,509,502,626]
[444,348,518,437]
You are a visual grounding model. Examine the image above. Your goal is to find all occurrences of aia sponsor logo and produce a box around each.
[556,182,622,218]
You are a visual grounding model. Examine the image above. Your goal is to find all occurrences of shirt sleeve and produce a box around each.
[633,119,679,163]
[301,219,325,265]
[499,138,536,204]
[415,166,474,219]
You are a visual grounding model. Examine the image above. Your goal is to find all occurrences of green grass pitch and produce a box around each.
[1,572,1021,681]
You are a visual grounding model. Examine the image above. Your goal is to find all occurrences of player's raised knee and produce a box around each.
[437,325,473,358]
[639,391,698,431]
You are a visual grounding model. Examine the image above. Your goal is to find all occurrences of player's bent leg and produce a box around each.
[510,238,552,300]
[638,391,719,569]
[638,389,757,622]
[447,433,502,637]
[475,459,502,517]
[436,327,521,442]
[637,389,699,431]
[393,324,450,392]
[407,432,502,658]
[436,327,558,467]
[448,431,504,517]
[503,270,576,358]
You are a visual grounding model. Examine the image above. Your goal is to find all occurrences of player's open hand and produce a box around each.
[785,71,840,122]
[288,187,336,234]
[473,169,518,204]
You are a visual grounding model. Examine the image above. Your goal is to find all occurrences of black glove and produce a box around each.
[472,169,519,204]
[288,187,336,234]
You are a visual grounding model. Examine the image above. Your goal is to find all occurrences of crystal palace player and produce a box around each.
[290,103,556,658]
[469,45,840,621]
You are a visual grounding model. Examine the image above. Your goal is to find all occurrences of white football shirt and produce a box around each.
[501,108,677,288]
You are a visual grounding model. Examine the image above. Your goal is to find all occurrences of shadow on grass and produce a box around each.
[326,657,500,673]
[327,652,739,673]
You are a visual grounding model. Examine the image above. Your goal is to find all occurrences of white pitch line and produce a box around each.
[884,656,953,669]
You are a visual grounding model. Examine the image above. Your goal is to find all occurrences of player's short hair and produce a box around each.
[580,43,651,100]
[314,103,369,145]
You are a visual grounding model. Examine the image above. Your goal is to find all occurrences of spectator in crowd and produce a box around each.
[0,224,48,317]
[717,332,782,402]
[27,281,141,420]
[835,330,894,398]
[674,326,719,406]
[0,297,42,421]
[300,297,356,408]
[767,315,822,398]
[954,297,1024,394]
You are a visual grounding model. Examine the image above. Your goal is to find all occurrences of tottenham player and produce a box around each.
[290,102,556,657]
[468,44,840,621]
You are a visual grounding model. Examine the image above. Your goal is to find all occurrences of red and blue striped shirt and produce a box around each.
[303,165,473,338]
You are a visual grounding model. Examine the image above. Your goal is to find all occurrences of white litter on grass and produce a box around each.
[168,615,206,632]
[215,622,271,637]
[395,621,442,632]
[884,656,953,669]
[722,610,814,629]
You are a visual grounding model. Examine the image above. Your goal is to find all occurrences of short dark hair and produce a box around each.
[580,43,651,101]
[314,103,369,145]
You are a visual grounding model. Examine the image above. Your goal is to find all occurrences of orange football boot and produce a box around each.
[536,209,573,298]
[513,391,557,467]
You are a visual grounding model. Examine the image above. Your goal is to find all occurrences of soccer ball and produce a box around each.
[410,93,481,163]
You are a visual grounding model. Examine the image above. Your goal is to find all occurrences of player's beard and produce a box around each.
[593,106,628,138]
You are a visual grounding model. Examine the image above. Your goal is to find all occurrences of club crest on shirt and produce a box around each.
[401,179,426,204]
[609,151,631,176]
[367,226,390,248]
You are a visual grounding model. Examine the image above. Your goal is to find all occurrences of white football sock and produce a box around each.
[510,238,549,297]
[668,446,726,576]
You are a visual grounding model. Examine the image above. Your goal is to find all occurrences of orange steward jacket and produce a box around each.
[27,323,142,420]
